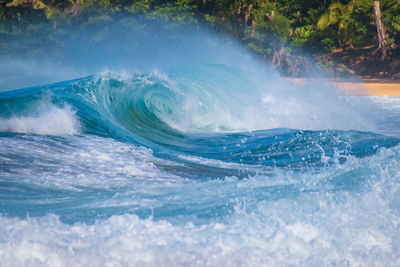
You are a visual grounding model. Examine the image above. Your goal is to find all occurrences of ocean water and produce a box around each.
[1,64,400,266]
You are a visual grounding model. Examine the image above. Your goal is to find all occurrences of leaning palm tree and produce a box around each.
[318,2,355,50]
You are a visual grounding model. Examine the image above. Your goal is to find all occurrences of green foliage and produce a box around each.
[318,2,358,47]
[1,0,400,67]
[149,0,198,23]
[0,1,6,22]
[291,25,315,47]
[242,1,292,57]
[125,0,151,14]
[252,2,291,43]
[381,0,400,45]
[316,0,400,50]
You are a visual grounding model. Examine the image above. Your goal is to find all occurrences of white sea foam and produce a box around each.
[0,169,399,267]
[0,105,80,135]
[368,96,400,113]
[1,137,399,266]
[0,135,178,190]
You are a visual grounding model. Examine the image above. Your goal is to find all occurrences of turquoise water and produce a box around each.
[1,64,400,265]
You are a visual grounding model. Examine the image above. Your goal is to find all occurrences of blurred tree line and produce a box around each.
[0,0,399,76]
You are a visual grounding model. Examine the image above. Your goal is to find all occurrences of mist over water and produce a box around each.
[1,20,400,266]
[0,20,258,91]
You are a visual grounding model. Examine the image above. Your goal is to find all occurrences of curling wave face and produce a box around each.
[1,64,400,265]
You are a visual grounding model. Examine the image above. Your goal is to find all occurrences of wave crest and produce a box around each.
[89,66,378,135]
[0,105,80,135]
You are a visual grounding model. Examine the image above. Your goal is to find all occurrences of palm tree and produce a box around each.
[318,2,355,50]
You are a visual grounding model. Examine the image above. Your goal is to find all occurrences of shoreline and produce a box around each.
[288,78,400,96]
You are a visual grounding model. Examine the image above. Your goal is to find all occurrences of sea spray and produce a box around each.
[1,22,400,266]
[1,143,400,265]
[0,105,80,135]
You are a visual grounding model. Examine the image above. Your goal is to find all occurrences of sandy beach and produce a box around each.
[335,80,400,96]
[289,78,400,96]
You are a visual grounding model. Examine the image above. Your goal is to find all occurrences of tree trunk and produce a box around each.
[271,44,294,75]
[272,43,285,67]
[373,1,388,61]
[249,21,256,38]
[235,3,254,40]
[244,4,253,25]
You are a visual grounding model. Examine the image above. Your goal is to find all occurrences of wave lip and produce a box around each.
[0,105,80,136]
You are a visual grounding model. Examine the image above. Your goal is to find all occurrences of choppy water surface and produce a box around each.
[1,65,400,266]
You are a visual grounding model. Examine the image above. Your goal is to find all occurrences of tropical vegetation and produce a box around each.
[1,0,399,77]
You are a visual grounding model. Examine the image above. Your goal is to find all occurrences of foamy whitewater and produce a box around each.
[1,53,400,265]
